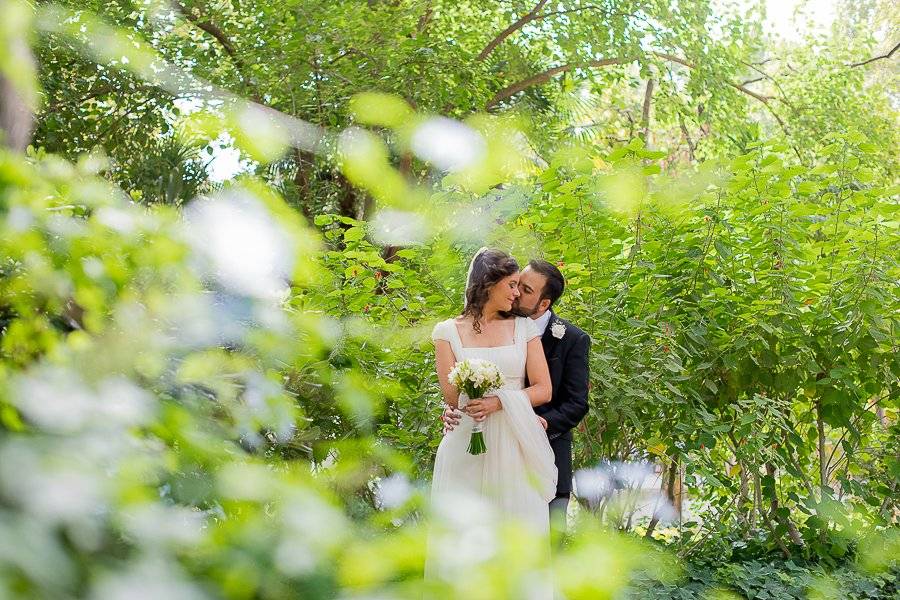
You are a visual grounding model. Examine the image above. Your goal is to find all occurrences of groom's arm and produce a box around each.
[542,332,590,440]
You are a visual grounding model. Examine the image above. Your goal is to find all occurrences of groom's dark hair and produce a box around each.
[528,259,565,307]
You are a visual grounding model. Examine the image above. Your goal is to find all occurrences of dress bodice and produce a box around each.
[432,317,540,391]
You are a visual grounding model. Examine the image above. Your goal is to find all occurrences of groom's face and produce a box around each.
[512,267,550,318]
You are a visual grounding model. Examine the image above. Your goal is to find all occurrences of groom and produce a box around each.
[443,259,590,526]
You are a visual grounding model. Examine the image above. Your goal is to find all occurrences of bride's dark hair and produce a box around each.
[462,248,519,334]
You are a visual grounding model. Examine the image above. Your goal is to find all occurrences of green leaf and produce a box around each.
[343,227,366,242]
[714,240,732,259]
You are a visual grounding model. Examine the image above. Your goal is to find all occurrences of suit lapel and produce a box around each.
[541,311,561,360]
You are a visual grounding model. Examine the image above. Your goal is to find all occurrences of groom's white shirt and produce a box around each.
[532,310,552,336]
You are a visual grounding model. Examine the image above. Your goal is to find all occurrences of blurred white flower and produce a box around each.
[81,256,106,279]
[7,205,33,231]
[373,473,413,510]
[0,440,106,523]
[90,558,208,600]
[338,126,382,161]
[645,491,678,524]
[612,461,655,487]
[96,377,156,427]
[455,524,498,564]
[95,206,138,234]
[0,514,78,588]
[12,369,154,434]
[217,463,276,502]
[573,467,611,505]
[274,538,317,575]
[184,189,295,299]
[282,489,349,551]
[429,490,499,576]
[369,209,427,246]
[13,368,95,433]
[411,117,486,172]
[120,504,204,548]
[236,372,296,444]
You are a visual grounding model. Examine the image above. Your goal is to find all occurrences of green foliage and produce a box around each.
[1,0,897,597]
[627,557,898,599]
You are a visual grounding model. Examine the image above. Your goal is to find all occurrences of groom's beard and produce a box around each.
[511,298,540,318]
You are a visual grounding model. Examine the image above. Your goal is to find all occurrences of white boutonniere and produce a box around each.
[550,320,566,339]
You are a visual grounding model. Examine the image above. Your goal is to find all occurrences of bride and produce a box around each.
[429,248,558,539]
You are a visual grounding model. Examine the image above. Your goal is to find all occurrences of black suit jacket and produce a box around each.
[533,312,590,496]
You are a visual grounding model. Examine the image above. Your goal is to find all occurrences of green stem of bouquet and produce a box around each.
[467,430,486,455]
[464,384,490,455]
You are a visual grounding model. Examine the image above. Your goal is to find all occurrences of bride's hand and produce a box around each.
[465,395,501,421]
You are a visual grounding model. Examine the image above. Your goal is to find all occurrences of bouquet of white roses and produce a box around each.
[448,358,505,455]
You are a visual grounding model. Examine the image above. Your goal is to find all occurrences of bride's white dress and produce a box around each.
[429,316,558,531]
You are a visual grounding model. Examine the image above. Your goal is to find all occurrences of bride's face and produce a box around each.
[487,272,521,312]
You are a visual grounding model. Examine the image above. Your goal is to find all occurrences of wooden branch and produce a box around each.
[414,2,434,38]
[486,57,629,108]
[44,83,113,112]
[486,52,777,110]
[173,0,257,98]
[641,78,654,140]
[476,0,548,62]
[849,41,900,67]
[651,52,773,103]
[535,5,615,19]
[678,112,696,162]
[175,2,240,63]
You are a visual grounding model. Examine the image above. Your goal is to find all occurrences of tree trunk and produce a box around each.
[0,22,36,152]
[816,399,827,491]
[641,79,654,142]
[292,148,316,221]
[766,463,804,547]
[645,458,678,538]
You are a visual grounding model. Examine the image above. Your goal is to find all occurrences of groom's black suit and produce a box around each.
[533,312,590,499]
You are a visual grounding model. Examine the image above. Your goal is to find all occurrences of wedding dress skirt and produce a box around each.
[426,317,557,596]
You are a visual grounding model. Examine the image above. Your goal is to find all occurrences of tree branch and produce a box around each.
[414,2,434,38]
[486,52,776,109]
[476,0,548,62]
[173,0,257,98]
[849,41,900,67]
[677,111,696,161]
[651,52,773,103]
[486,50,808,161]
[486,56,629,108]
[641,78,654,140]
[535,5,617,19]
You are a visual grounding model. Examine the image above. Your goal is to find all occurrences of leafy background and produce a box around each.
[0,0,897,598]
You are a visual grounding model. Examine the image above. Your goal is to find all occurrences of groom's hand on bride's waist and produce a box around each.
[441,407,462,434]
[465,396,501,422]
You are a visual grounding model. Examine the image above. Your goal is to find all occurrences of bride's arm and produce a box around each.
[435,340,461,409]
[524,337,552,407]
